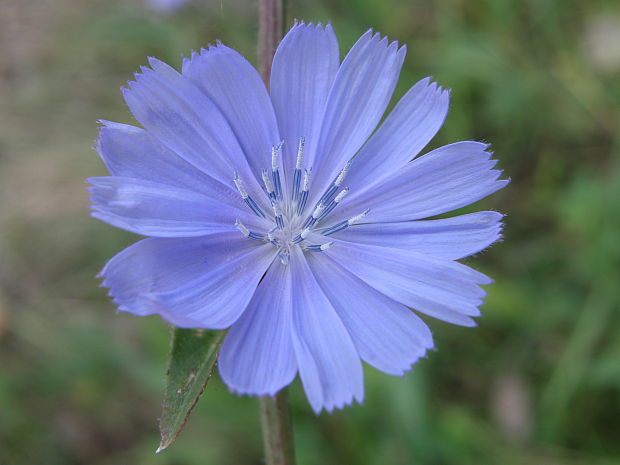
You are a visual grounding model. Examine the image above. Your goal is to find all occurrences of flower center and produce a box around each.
[233,139,369,264]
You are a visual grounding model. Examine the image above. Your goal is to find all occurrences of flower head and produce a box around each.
[89,22,507,413]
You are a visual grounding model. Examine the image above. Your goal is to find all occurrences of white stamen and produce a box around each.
[262,169,274,194]
[335,160,352,186]
[300,228,311,239]
[303,241,334,252]
[348,208,370,225]
[233,172,248,199]
[302,169,312,191]
[272,201,283,217]
[271,142,283,171]
[334,187,349,203]
[295,138,305,170]
[312,204,324,219]
[235,219,250,237]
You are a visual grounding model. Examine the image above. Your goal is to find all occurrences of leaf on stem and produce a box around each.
[157,328,224,453]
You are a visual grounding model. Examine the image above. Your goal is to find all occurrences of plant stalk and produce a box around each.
[257,2,294,463]
[258,0,284,85]
[259,389,296,465]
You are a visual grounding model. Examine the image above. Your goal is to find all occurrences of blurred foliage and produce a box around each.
[1,0,619,464]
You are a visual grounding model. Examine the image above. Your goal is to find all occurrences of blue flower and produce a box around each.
[89,22,507,413]
[144,0,190,14]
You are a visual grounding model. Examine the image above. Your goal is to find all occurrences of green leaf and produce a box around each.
[157,328,225,453]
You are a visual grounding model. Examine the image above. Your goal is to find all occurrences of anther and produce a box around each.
[334,188,350,203]
[316,160,353,208]
[233,171,247,198]
[302,168,311,191]
[335,160,353,187]
[318,187,349,221]
[292,227,311,244]
[235,218,249,237]
[348,208,370,225]
[295,138,305,170]
[303,241,334,252]
[321,209,370,236]
[235,219,265,240]
[296,168,311,215]
[272,202,284,230]
[271,142,283,171]
[312,204,325,219]
[292,138,305,203]
[262,168,276,201]
[271,142,284,200]
[302,203,324,229]
[233,171,265,218]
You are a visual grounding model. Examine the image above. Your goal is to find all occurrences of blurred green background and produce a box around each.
[1,0,619,464]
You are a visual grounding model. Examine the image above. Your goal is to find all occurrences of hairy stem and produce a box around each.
[259,389,296,465]
[258,0,284,85]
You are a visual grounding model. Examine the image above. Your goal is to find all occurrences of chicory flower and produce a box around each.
[89,22,507,413]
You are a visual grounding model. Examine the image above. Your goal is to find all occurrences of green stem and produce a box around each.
[259,389,296,465]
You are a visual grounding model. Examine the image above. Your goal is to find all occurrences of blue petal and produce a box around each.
[346,78,450,192]
[96,121,246,210]
[147,240,276,329]
[270,21,340,177]
[182,45,281,182]
[290,247,363,413]
[334,141,508,224]
[334,211,504,260]
[100,232,274,328]
[122,60,265,203]
[310,30,406,203]
[88,176,268,237]
[219,260,297,396]
[101,238,199,317]
[307,252,434,376]
[324,240,492,327]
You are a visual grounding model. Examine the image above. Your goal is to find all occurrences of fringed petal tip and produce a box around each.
[386,347,434,377]
[476,144,511,187]
[360,28,405,54]
[180,40,233,73]
[122,59,173,92]
[96,119,133,131]
[420,78,451,100]
[290,19,333,32]
[305,390,358,413]
[305,388,364,415]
